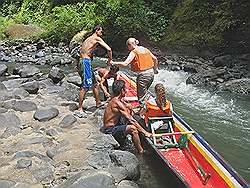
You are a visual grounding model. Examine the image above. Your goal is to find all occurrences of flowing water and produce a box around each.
[138,69,250,187]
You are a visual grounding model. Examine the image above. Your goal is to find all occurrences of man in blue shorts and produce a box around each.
[77,25,113,114]
[103,80,152,154]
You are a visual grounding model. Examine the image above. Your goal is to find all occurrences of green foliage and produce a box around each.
[41,2,98,43]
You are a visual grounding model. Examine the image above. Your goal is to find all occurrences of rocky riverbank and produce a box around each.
[156,50,250,95]
[0,40,140,188]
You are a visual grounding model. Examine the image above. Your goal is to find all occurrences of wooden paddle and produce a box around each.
[153,131,194,137]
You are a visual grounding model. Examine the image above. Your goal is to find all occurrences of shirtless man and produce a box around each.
[103,80,152,154]
[95,65,119,100]
[78,25,113,113]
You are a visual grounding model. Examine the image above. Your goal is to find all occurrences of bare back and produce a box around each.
[103,97,131,128]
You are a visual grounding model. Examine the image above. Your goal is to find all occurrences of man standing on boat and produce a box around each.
[103,80,152,154]
[77,25,113,115]
[110,38,158,103]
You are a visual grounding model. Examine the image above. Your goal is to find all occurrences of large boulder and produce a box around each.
[20,80,39,94]
[34,106,59,121]
[13,64,40,78]
[57,170,116,188]
[109,150,140,181]
[48,67,65,84]
[213,55,234,67]
[117,180,139,188]
[2,99,37,112]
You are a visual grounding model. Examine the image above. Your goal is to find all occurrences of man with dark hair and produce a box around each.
[77,25,113,115]
[103,80,151,153]
[95,65,119,100]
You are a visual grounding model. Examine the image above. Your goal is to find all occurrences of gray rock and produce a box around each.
[13,150,52,162]
[1,126,21,138]
[13,64,40,78]
[87,134,120,151]
[59,114,77,128]
[0,112,21,131]
[34,106,59,121]
[67,75,82,86]
[46,128,59,137]
[2,78,28,90]
[57,170,115,188]
[117,180,139,188]
[32,166,54,184]
[0,64,8,76]
[3,99,37,112]
[213,55,233,67]
[218,78,250,95]
[0,179,16,188]
[12,88,29,98]
[48,67,65,84]
[87,152,112,169]
[110,150,140,181]
[0,82,7,90]
[60,82,79,102]
[16,159,32,169]
[0,90,15,101]
[0,107,8,113]
[35,51,45,58]
[20,81,39,94]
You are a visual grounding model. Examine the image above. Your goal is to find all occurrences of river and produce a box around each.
[138,69,250,187]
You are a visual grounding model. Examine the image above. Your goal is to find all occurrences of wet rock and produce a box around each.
[117,180,139,188]
[48,67,65,84]
[110,150,140,181]
[34,106,59,122]
[0,64,8,76]
[16,159,32,169]
[36,39,46,50]
[218,78,250,95]
[20,81,39,94]
[59,115,77,128]
[13,64,40,78]
[213,55,233,67]
[34,51,45,58]
[57,170,115,188]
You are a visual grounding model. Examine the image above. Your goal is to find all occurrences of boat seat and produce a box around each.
[148,116,176,147]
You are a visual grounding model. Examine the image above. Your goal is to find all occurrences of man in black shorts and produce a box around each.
[103,80,151,153]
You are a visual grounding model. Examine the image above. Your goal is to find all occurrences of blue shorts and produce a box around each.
[79,58,96,89]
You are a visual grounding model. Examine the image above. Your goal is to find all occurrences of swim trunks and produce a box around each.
[79,58,97,89]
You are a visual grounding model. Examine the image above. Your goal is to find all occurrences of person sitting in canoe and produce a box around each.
[103,80,152,154]
[140,83,173,124]
[95,65,119,100]
[110,38,158,103]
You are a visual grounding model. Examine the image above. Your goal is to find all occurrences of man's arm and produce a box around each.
[99,72,110,97]
[117,101,150,135]
[112,51,135,67]
[149,51,158,74]
[97,37,113,64]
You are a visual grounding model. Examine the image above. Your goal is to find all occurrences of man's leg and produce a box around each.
[126,124,144,153]
[136,72,154,103]
[79,88,88,112]
[92,84,102,107]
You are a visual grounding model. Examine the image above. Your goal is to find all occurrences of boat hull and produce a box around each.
[118,71,248,188]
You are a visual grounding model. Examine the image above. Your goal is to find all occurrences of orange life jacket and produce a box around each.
[144,99,172,123]
[131,47,154,72]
